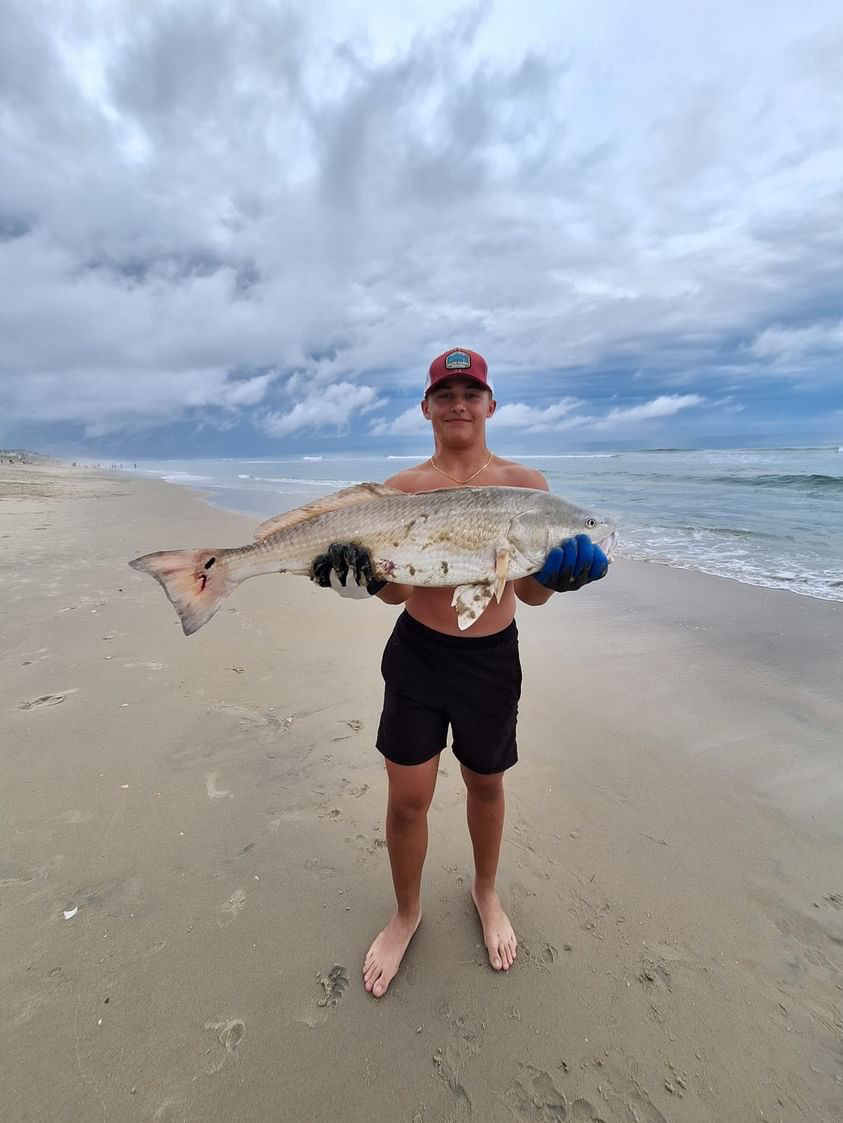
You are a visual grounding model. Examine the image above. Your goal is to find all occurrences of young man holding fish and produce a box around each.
[313,348,610,999]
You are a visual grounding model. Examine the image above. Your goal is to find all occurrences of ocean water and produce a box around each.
[127,447,843,602]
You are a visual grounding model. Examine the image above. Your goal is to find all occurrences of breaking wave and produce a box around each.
[243,474,357,488]
[710,473,843,493]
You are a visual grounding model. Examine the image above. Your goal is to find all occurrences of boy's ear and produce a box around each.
[421,397,432,419]
[487,396,496,417]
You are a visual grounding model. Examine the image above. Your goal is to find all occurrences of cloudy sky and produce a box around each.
[1,0,841,457]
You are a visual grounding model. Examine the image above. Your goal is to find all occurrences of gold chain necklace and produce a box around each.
[428,451,493,485]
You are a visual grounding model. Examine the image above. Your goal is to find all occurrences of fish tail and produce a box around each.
[128,547,236,635]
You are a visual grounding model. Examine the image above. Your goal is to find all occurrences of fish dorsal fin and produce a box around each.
[253,482,404,541]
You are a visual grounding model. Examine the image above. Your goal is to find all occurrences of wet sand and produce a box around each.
[1,462,841,1123]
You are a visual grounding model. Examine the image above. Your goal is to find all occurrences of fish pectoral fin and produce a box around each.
[451,583,495,631]
[494,547,510,603]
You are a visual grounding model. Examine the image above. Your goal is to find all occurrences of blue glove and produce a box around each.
[534,534,609,592]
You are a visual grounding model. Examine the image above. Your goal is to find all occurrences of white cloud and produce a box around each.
[486,393,706,434]
[490,399,581,430]
[749,319,843,362]
[369,405,429,437]
[0,367,278,432]
[217,374,276,408]
[593,394,706,429]
[371,391,707,440]
[262,382,381,437]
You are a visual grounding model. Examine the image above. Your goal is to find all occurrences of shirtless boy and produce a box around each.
[311,348,608,998]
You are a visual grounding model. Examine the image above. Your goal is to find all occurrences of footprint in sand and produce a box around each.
[303,857,339,880]
[638,955,674,1025]
[204,1018,244,1072]
[217,889,246,926]
[639,958,672,992]
[347,834,387,867]
[206,772,232,801]
[208,701,282,730]
[316,964,350,1008]
[56,810,94,824]
[433,1011,485,1109]
[569,1100,608,1122]
[504,1065,571,1122]
[340,780,369,798]
[0,871,35,888]
[152,1100,180,1121]
[519,938,558,972]
[19,692,72,710]
[13,992,52,1025]
[582,1066,667,1123]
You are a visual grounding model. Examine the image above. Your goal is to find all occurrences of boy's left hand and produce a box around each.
[533,534,609,592]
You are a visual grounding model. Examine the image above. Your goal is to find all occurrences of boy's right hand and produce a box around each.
[310,543,387,598]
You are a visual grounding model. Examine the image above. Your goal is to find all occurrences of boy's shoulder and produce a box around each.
[488,456,549,491]
[382,460,436,493]
[383,455,548,493]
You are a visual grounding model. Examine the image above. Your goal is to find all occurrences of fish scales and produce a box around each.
[129,483,616,634]
[256,487,541,585]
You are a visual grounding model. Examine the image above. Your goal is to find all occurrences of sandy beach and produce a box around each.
[1,462,841,1123]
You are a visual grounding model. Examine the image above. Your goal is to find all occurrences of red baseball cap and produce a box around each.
[424,348,493,396]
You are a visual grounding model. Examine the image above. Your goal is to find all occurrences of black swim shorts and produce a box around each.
[376,610,522,775]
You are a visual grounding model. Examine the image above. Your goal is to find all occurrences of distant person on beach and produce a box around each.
[311,348,609,997]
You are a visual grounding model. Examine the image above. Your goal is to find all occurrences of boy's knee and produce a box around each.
[462,770,505,803]
[387,793,431,826]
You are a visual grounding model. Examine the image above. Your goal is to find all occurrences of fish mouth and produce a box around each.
[598,530,618,561]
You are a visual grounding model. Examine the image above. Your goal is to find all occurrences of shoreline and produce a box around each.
[2,461,841,1122]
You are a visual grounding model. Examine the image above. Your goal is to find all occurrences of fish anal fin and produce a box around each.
[451,583,495,631]
[253,483,404,541]
[494,547,510,602]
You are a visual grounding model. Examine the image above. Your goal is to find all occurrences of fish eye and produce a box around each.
[585,517,597,529]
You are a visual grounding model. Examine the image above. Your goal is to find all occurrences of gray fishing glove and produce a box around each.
[310,543,386,598]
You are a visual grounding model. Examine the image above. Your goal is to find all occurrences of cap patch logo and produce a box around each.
[444,350,471,370]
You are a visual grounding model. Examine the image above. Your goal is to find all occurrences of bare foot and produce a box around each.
[363,910,421,998]
[471,882,517,971]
